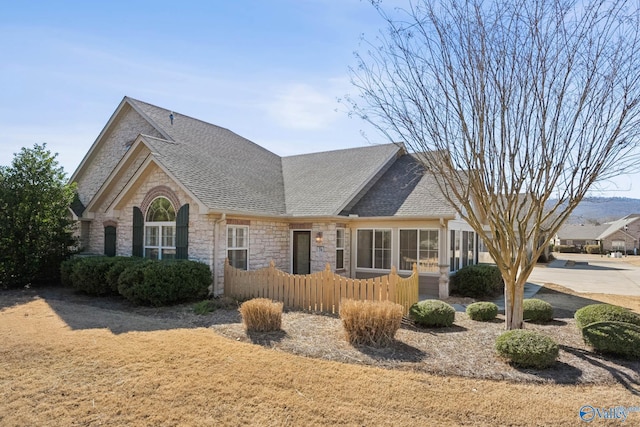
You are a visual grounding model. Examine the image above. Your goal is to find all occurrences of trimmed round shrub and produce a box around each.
[239,298,283,332]
[581,321,640,360]
[409,300,456,327]
[495,330,559,369]
[466,301,498,321]
[105,257,144,293]
[574,304,640,329]
[450,265,503,298]
[59,256,83,287]
[69,256,120,296]
[339,299,404,347]
[117,259,211,306]
[522,298,554,323]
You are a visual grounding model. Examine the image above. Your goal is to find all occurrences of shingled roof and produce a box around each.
[82,96,454,219]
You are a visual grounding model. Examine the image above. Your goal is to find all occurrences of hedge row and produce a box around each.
[60,256,211,306]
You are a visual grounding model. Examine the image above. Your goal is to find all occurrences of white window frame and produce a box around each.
[399,228,439,273]
[356,228,392,270]
[227,226,249,270]
[336,228,345,270]
[144,197,176,260]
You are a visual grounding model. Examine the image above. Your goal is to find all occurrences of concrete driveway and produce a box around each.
[528,253,640,296]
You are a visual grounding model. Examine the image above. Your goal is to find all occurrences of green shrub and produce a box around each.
[522,299,554,323]
[409,300,456,327]
[555,245,580,253]
[105,257,144,293]
[194,297,238,315]
[239,298,283,332]
[495,330,559,369]
[69,256,120,296]
[339,299,404,347]
[574,304,640,329]
[450,265,503,298]
[581,321,640,360]
[466,301,499,321]
[59,256,83,287]
[117,259,211,306]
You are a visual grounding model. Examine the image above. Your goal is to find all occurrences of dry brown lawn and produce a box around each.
[2,285,640,426]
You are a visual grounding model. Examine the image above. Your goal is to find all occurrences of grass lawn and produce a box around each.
[1,287,639,426]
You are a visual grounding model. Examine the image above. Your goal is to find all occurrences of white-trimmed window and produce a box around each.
[450,230,460,272]
[336,228,345,270]
[228,226,248,270]
[400,229,439,273]
[357,229,391,269]
[144,197,176,260]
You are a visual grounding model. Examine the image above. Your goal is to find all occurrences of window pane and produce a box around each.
[336,229,344,249]
[228,228,234,247]
[357,230,373,268]
[146,197,176,222]
[145,226,158,246]
[462,231,469,267]
[228,249,247,270]
[162,248,176,260]
[374,230,391,269]
[236,227,246,248]
[336,249,344,269]
[400,230,417,270]
[419,230,438,272]
[145,248,159,260]
[162,226,175,247]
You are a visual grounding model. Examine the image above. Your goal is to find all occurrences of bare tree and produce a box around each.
[348,0,640,329]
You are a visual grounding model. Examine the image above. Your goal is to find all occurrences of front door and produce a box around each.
[293,231,311,274]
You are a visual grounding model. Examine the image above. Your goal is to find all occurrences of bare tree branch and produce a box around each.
[347,0,640,329]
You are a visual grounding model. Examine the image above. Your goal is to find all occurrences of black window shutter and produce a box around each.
[104,226,116,257]
[133,207,143,257]
[176,204,189,259]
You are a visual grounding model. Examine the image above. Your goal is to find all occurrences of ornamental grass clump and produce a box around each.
[409,300,456,327]
[239,298,284,332]
[522,298,554,323]
[339,299,404,347]
[574,303,640,329]
[495,330,559,369]
[466,301,499,321]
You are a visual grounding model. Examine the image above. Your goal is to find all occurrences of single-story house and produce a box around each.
[554,214,640,253]
[70,96,486,298]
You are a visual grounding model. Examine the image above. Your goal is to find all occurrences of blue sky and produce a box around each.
[2,0,639,198]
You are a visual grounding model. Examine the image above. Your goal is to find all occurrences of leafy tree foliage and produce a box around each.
[0,144,77,288]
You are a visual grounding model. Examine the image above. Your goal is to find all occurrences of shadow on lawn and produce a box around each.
[353,340,427,363]
[560,345,640,395]
[536,287,610,319]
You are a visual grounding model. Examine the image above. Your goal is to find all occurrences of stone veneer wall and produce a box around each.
[75,107,162,206]
[87,166,214,272]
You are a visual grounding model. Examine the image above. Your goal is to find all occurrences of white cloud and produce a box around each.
[266,83,339,130]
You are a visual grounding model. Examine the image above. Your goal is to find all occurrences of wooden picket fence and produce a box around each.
[224,260,419,315]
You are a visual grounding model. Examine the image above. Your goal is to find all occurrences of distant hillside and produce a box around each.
[550,197,640,224]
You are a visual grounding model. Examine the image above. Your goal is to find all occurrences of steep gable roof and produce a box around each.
[597,214,640,239]
[126,98,287,215]
[346,154,457,218]
[79,97,457,219]
[281,144,400,216]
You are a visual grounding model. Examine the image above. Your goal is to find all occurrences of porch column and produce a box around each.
[439,218,450,298]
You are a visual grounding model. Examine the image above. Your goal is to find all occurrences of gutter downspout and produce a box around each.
[212,213,226,296]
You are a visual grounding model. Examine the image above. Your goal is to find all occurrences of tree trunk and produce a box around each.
[504,279,525,330]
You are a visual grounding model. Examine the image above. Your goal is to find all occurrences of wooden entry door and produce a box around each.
[293,231,311,274]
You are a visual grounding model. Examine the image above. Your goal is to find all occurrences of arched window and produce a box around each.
[144,197,176,259]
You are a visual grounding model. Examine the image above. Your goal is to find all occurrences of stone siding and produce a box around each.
[75,106,162,206]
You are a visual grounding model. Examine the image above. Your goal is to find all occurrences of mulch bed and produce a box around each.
[4,285,639,388]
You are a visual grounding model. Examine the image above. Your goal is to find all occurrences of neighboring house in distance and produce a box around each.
[554,214,640,253]
[70,96,485,298]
